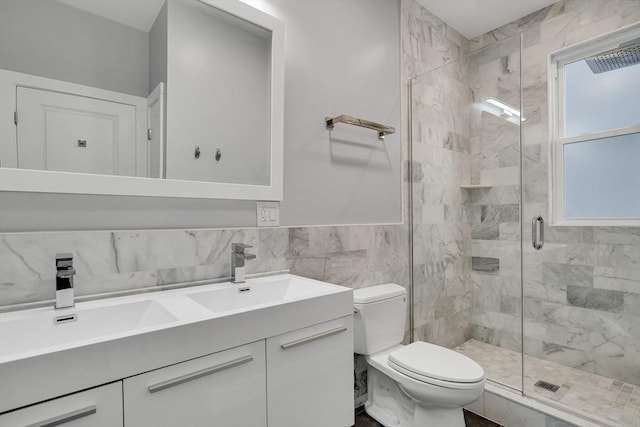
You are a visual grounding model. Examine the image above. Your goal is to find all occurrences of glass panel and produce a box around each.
[525,26,640,426]
[565,57,640,137]
[464,34,523,393]
[409,58,488,369]
[409,32,523,394]
[564,133,640,218]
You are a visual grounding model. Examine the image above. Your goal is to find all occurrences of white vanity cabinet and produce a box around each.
[0,382,123,427]
[0,275,354,426]
[266,316,354,427]
[123,340,267,427]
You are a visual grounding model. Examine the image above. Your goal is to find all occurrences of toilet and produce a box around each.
[354,284,485,427]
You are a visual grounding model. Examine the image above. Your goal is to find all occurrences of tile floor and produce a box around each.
[455,339,640,427]
[354,408,500,427]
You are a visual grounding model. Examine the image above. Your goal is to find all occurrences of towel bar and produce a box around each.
[325,114,395,140]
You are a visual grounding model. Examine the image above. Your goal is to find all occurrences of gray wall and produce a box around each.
[0,0,402,232]
[149,1,168,94]
[271,0,402,226]
[0,0,149,97]
[148,1,168,179]
[165,0,271,185]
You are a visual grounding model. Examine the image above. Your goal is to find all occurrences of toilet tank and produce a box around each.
[353,284,407,355]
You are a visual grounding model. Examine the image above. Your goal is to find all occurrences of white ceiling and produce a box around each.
[57,0,165,32]
[416,0,559,39]
[56,0,559,38]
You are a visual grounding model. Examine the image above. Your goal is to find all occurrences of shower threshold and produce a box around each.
[456,339,640,427]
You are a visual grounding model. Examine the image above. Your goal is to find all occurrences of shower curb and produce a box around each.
[464,382,610,427]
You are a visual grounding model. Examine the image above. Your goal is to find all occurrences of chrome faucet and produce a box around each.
[231,243,256,284]
[55,253,76,309]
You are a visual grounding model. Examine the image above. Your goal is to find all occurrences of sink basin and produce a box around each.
[0,273,353,414]
[186,275,339,313]
[0,299,177,360]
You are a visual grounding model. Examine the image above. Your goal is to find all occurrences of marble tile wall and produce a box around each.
[401,0,468,78]
[465,0,640,385]
[0,225,408,307]
[0,224,408,410]
[403,0,474,348]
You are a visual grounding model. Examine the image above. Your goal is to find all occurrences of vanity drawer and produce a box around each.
[0,382,123,427]
[123,340,266,427]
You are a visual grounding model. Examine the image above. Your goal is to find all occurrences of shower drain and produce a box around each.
[534,380,560,392]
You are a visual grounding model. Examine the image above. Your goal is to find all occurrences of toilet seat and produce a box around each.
[388,342,484,390]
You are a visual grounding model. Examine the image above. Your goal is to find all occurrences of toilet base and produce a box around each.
[366,368,414,427]
[365,367,467,427]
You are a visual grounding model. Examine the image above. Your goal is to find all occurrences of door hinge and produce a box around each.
[13,111,18,126]
[147,128,152,141]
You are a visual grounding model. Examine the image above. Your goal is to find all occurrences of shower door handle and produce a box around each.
[532,215,544,250]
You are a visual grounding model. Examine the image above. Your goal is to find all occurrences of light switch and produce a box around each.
[257,201,280,227]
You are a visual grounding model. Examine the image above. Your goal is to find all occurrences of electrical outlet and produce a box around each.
[257,201,280,227]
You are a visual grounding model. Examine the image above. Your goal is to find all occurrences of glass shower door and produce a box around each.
[520,24,640,426]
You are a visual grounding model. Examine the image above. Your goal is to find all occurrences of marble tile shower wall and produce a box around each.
[0,225,408,307]
[402,0,474,348]
[466,0,640,385]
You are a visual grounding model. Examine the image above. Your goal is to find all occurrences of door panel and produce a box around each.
[17,86,137,176]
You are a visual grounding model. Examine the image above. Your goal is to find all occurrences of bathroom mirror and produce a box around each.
[0,0,284,200]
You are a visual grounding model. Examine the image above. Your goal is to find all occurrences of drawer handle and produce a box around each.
[25,404,97,427]
[148,354,253,393]
[281,326,347,350]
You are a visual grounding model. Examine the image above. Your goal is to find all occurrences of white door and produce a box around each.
[16,86,138,176]
[147,82,164,179]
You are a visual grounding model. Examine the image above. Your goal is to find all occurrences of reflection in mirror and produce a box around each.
[0,0,164,178]
[0,0,273,186]
[165,0,271,185]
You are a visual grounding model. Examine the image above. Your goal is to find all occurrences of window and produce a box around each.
[549,24,640,226]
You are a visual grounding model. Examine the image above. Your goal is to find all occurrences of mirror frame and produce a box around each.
[0,0,284,200]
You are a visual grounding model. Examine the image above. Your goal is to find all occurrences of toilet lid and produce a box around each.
[388,342,484,384]
[353,284,406,304]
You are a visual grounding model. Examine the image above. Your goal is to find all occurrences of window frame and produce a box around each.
[548,23,640,227]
